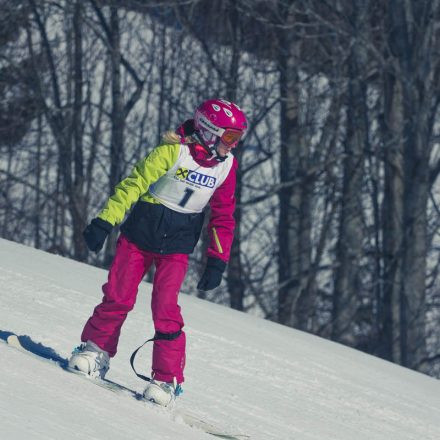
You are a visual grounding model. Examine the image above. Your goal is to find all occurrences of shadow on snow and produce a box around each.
[0,330,68,367]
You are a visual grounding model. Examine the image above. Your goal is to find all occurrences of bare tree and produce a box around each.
[376,0,440,369]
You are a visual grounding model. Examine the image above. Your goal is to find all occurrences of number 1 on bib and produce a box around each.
[178,188,195,207]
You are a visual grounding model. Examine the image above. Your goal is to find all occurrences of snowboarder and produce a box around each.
[69,99,248,407]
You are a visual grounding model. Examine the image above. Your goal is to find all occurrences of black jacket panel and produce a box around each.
[120,201,205,254]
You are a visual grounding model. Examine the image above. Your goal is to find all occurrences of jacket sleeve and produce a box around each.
[97,144,179,226]
[207,158,238,262]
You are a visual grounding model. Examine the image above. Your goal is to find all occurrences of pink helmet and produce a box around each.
[194,99,248,155]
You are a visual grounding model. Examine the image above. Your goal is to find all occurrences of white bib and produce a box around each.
[149,144,234,213]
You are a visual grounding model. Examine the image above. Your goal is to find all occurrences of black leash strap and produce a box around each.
[129,330,182,382]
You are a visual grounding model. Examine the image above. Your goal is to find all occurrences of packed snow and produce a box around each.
[0,237,439,440]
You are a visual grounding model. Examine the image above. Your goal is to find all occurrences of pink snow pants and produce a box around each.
[81,234,188,383]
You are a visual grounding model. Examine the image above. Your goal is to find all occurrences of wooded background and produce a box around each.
[1,0,439,378]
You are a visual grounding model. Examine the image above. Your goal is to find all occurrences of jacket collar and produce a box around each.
[187,142,219,168]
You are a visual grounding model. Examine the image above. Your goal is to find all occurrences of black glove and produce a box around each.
[83,218,113,253]
[197,257,227,291]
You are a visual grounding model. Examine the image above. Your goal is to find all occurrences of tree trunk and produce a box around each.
[225,2,244,311]
[227,147,245,310]
[332,0,369,345]
[35,115,42,249]
[104,6,125,266]
[380,73,405,363]
[71,0,87,261]
[399,86,430,368]
[277,5,313,329]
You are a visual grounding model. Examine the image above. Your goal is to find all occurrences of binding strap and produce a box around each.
[129,330,182,382]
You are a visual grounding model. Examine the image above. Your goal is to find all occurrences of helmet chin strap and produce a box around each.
[213,140,228,162]
[193,131,227,162]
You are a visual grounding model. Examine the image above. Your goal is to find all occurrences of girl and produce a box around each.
[68,99,248,407]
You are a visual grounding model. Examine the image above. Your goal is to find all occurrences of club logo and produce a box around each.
[175,167,216,188]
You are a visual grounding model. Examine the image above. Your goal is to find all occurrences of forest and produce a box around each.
[0,0,439,378]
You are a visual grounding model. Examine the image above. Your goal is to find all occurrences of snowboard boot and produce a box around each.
[68,340,110,379]
[143,377,182,407]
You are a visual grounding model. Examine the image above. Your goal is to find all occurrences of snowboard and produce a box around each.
[5,333,249,440]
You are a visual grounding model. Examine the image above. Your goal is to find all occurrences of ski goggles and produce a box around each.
[219,128,244,147]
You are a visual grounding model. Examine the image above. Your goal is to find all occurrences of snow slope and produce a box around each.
[0,238,439,440]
